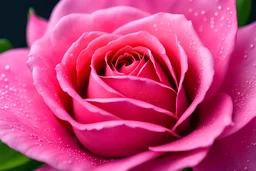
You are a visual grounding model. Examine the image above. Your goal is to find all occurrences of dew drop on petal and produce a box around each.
[4,65,10,71]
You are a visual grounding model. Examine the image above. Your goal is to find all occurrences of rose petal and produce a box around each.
[131,147,210,171]
[175,41,189,117]
[76,34,120,92]
[74,120,178,157]
[46,0,171,31]
[100,75,177,113]
[221,22,256,137]
[73,97,121,124]
[86,98,177,128]
[137,60,161,82]
[134,46,172,86]
[0,49,95,170]
[114,14,214,132]
[168,0,237,97]
[194,118,256,171]
[50,7,149,62]
[95,150,164,171]
[150,93,233,152]
[27,11,48,47]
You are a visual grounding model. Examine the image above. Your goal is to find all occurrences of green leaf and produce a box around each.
[236,0,252,26]
[0,141,44,171]
[182,168,193,171]
[0,39,12,53]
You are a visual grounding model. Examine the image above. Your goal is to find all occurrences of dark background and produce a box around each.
[0,0,256,48]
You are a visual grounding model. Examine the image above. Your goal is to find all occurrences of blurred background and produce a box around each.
[0,0,256,48]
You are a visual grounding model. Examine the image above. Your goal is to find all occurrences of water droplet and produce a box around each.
[70,53,73,57]
[250,44,254,49]
[188,8,192,13]
[218,5,222,10]
[214,12,219,16]
[201,10,205,15]
[4,78,8,82]
[194,12,198,16]
[4,65,10,71]
[1,74,5,78]
[227,7,230,10]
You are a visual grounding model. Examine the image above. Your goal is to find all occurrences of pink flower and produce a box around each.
[1,0,255,170]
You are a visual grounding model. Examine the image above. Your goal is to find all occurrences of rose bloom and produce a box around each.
[0,0,256,170]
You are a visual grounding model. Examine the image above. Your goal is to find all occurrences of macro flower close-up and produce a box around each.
[0,0,255,171]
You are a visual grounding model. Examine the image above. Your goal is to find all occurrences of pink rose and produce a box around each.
[1,0,255,170]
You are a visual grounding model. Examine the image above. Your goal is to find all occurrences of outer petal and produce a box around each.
[149,93,233,152]
[194,118,256,171]
[169,0,237,97]
[27,11,48,47]
[46,0,164,31]
[131,147,210,171]
[0,49,94,170]
[74,121,177,157]
[49,0,237,95]
[50,7,149,61]
[221,22,256,137]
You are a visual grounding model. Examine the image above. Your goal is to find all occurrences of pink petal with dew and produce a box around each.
[221,22,256,137]
[194,118,256,171]
[0,49,94,170]
[50,7,149,62]
[131,147,210,171]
